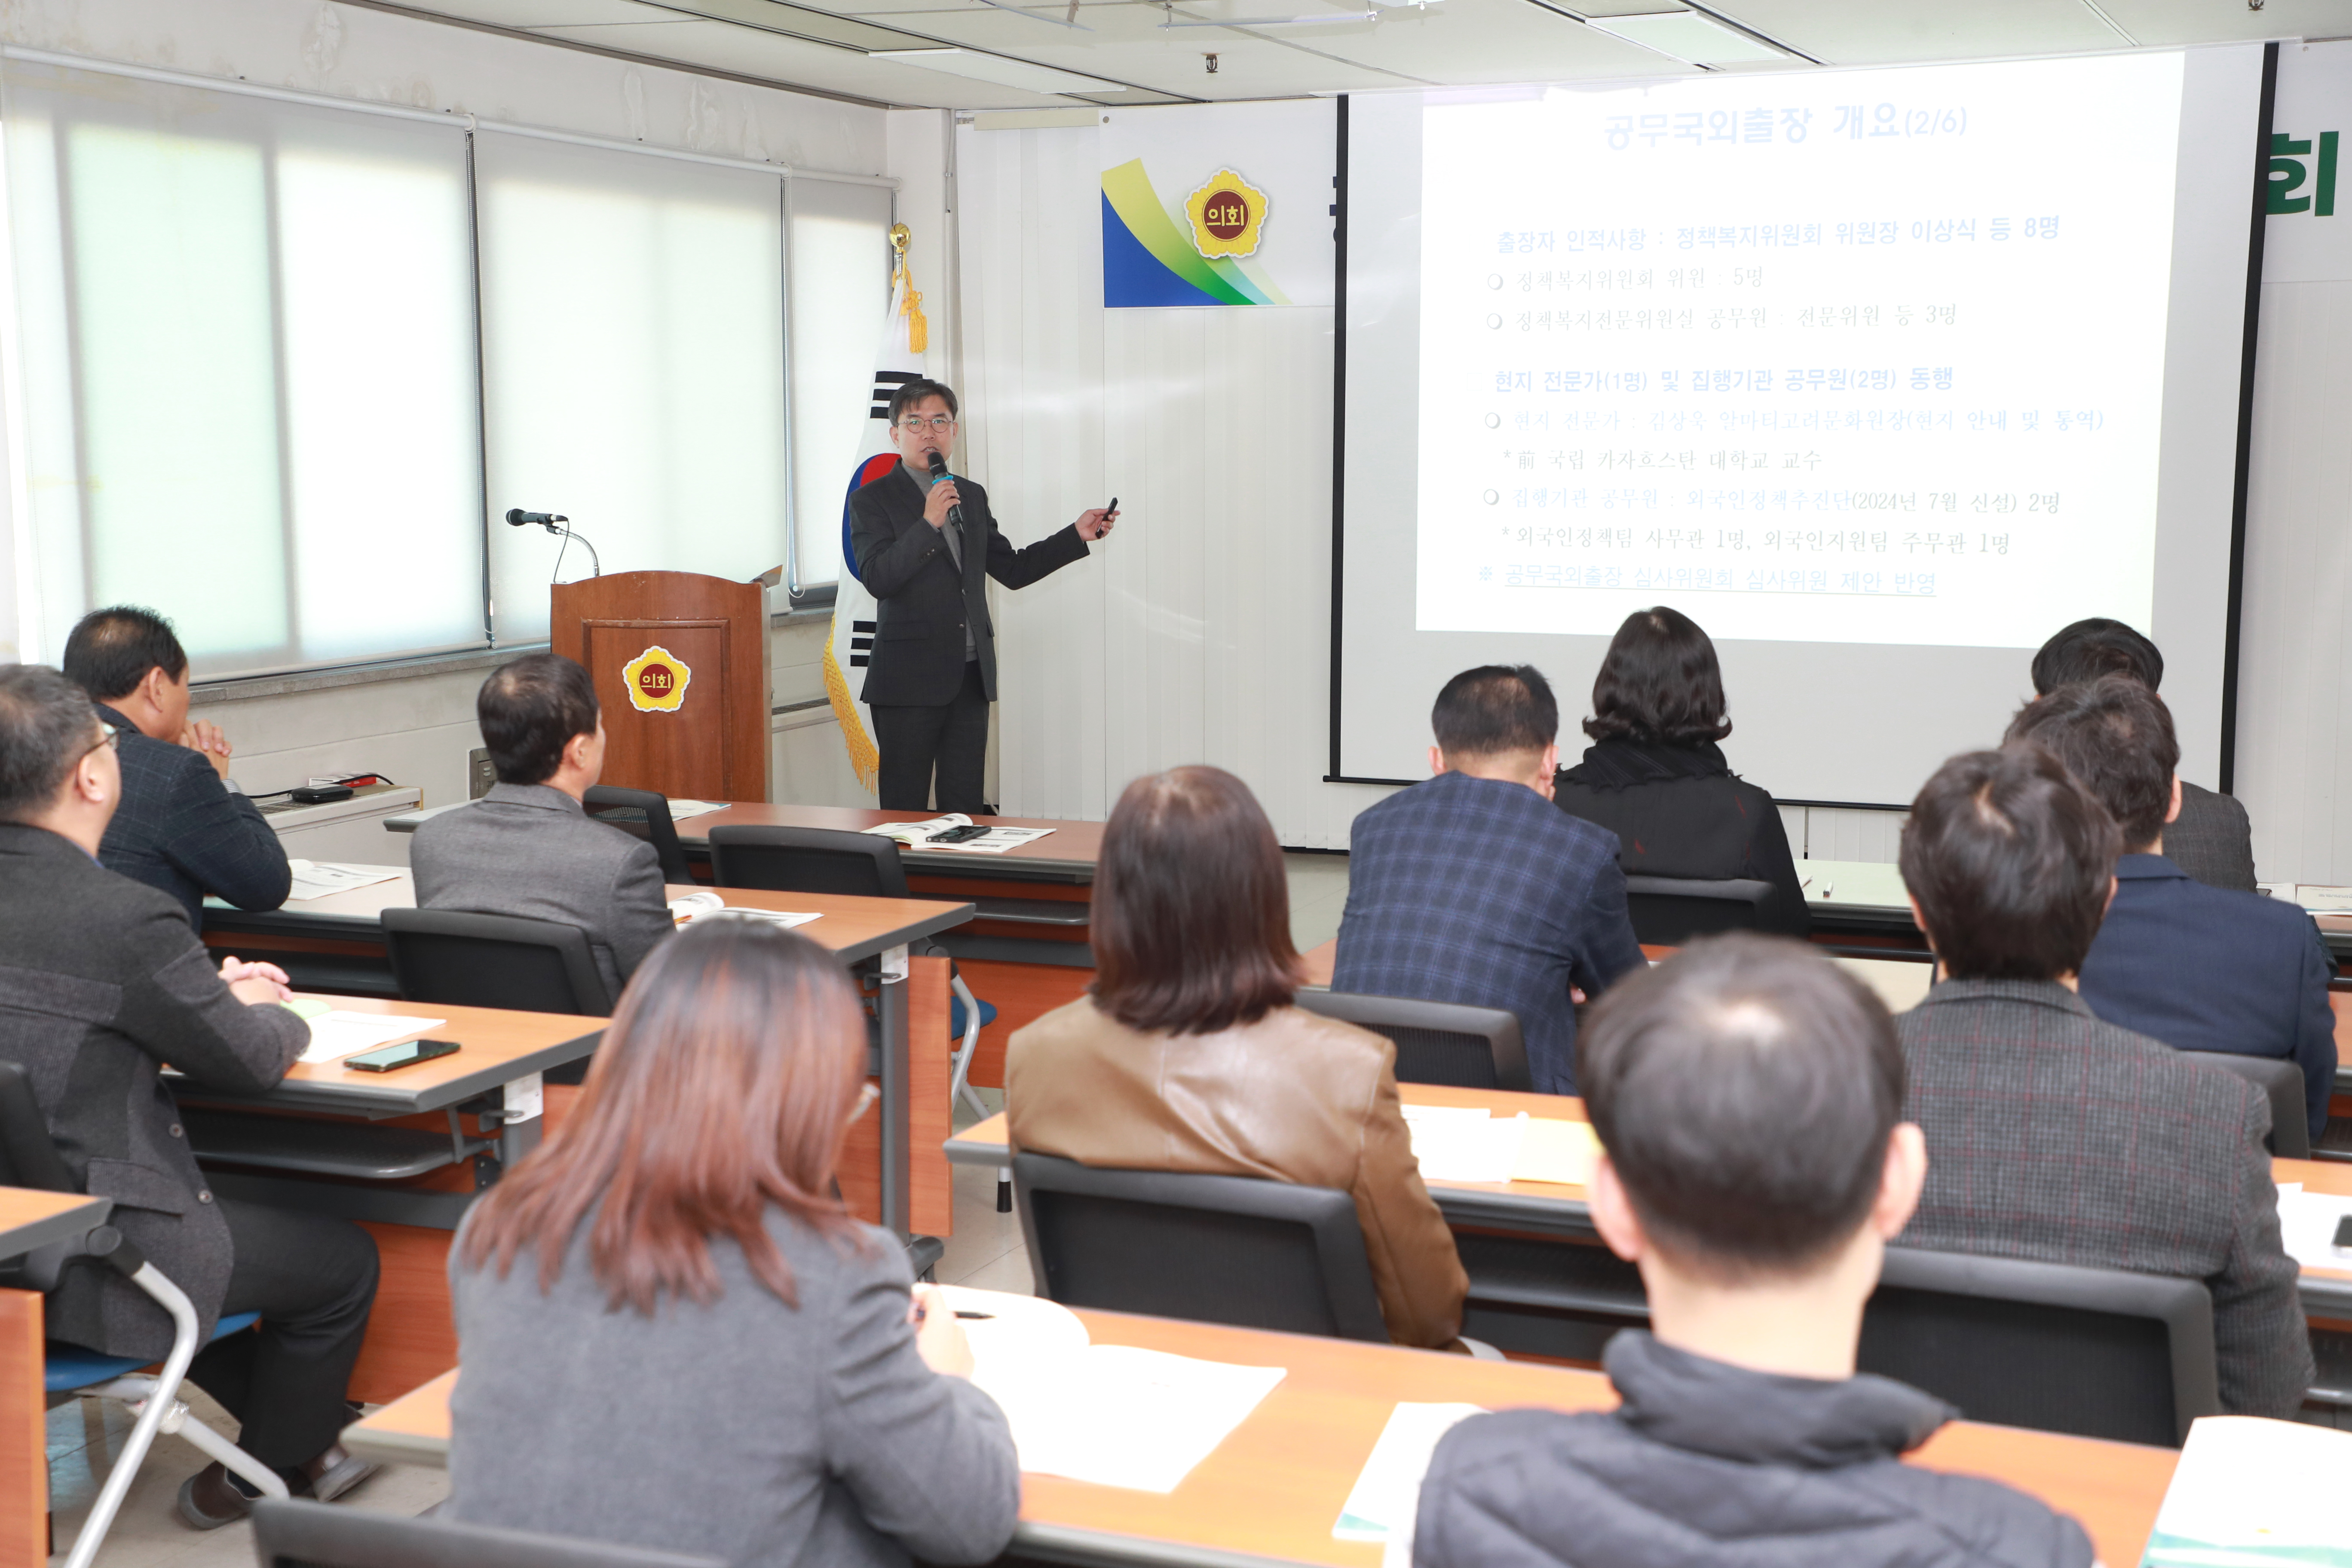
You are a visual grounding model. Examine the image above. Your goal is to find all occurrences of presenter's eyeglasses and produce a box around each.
[897,415,957,435]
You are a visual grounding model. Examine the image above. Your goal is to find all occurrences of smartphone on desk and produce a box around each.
[346,1038,460,1073]
[929,824,991,844]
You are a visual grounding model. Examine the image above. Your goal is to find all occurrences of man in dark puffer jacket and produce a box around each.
[1407,936,2092,1568]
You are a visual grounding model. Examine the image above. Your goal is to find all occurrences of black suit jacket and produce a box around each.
[2166,780,2259,891]
[0,824,306,1357]
[93,701,291,928]
[847,466,1089,706]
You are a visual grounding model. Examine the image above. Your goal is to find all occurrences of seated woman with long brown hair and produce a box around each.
[1006,765,1468,1350]
[445,920,1018,1567]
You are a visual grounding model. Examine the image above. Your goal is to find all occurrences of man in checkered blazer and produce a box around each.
[1894,742,2312,1417]
[1335,665,1646,1096]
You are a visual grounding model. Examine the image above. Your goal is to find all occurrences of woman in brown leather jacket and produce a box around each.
[1004,765,1468,1349]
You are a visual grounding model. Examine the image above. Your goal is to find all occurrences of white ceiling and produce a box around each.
[381,0,2352,110]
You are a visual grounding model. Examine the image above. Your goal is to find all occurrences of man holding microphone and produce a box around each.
[849,379,1115,812]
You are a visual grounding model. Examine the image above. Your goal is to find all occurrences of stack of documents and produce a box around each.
[943,1286,1286,1493]
[1400,1106,1600,1186]
[665,891,820,931]
[297,1011,444,1065]
[664,799,729,820]
[861,815,1056,855]
[2274,1183,2352,1270]
[2141,1416,2352,1564]
[1332,1401,1485,1545]
[284,860,404,901]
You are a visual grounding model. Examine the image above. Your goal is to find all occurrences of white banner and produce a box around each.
[2266,41,2352,282]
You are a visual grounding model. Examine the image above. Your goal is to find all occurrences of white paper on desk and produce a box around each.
[683,904,821,931]
[664,799,729,820]
[299,1011,445,1064]
[1401,1105,1524,1184]
[284,860,404,901]
[923,826,1055,855]
[972,1339,1285,1493]
[863,814,972,845]
[1332,1402,1485,1543]
[2141,1415,2352,1563]
[2272,1183,2352,1271]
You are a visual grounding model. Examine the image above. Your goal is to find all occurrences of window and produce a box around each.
[6,61,484,679]
[476,132,790,646]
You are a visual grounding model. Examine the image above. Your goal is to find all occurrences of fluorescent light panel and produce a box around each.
[1587,9,1786,64]
[868,47,1121,94]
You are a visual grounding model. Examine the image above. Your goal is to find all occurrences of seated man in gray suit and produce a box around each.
[1895,742,2311,1417]
[2030,617,2256,889]
[410,653,673,1004]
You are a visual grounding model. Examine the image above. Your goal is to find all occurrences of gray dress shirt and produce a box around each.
[447,1207,1019,1568]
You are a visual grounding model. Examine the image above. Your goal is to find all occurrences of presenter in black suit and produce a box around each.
[848,378,1114,812]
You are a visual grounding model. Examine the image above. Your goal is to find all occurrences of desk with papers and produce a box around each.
[204,876,971,1240]
[341,1295,2181,1568]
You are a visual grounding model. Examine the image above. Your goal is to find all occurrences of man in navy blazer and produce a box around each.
[1335,665,1646,1094]
[61,606,291,929]
[2010,677,2335,1142]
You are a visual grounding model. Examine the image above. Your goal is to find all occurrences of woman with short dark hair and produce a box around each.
[446,921,1018,1568]
[1006,766,1467,1349]
[1554,606,1808,935]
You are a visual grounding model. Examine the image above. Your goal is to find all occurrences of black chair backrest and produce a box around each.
[1292,991,1530,1092]
[582,785,691,885]
[708,825,908,899]
[382,909,613,1017]
[0,1060,76,1193]
[1859,1248,2218,1446]
[2186,1052,2310,1159]
[252,1498,723,1568]
[1622,875,1774,945]
[1012,1151,1390,1342]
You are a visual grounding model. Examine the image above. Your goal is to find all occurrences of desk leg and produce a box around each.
[878,944,910,1237]
[0,1288,43,1568]
[496,1073,545,1171]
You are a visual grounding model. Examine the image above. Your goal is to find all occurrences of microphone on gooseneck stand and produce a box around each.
[505,509,568,528]
[925,453,967,536]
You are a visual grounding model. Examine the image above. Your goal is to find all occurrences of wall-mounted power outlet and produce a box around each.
[468,748,496,799]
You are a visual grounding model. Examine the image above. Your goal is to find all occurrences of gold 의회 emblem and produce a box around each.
[622,646,691,714]
[1185,170,1268,260]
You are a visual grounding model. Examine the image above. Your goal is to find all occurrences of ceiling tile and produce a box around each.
[525,17,1079,102]
[1703,0,2121,65]
[389,0,696,25]
[2096,0,2352,45]
[1301,0,1697,83]
[865,2,1412,93]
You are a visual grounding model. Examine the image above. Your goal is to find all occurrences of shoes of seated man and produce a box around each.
[175,1444,379,1530]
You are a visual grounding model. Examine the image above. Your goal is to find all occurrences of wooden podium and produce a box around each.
[550,570,771,802]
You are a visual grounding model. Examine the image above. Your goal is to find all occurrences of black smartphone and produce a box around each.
[929,824,990,843]
[2333,1213,2352,1257]
[347,1038,460,1073]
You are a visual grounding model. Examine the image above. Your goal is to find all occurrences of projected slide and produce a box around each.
[1416,54,2187,649]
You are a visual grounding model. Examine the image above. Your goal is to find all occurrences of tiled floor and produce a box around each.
[47,851,1352,1565]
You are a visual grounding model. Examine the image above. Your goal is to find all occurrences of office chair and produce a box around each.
[0,1063,283,1568]
[709,824,997,1117]
[1859,1248,2219,1446]
[382,908,615,1017]
[1292,991,1530,1092]
[1621,875,1775,946]
[1013,1151,1392,1342]
[252,1497,724,1568]
[582,785,692,885]
[2184,1052,2311,1159]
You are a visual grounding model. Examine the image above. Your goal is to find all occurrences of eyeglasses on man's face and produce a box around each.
[897,414,957,435]
[82,725,120,763]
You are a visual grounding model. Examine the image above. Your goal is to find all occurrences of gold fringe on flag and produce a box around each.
[822,632,880,792]
[891,223,928,355]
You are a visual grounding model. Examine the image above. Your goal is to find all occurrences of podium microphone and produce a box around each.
[925,453,966,534]
[505,508,568,528]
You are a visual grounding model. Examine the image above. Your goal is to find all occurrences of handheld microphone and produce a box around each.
[505,508,568,528]
[925,453,966,535]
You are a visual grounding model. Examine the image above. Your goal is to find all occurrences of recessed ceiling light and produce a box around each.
[867,47,1124,94]
[1586,9,1787,64]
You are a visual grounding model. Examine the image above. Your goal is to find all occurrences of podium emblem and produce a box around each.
[622,646,692,714]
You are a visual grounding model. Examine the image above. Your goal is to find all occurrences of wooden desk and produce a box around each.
[204,879,972,1240]
[341,1308,2177,1568]
[0,1188,110,1568]
[949,1094,2352,1323]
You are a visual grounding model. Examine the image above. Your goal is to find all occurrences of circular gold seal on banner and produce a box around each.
[622,646,691,714]
[1185,169,1268,260]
